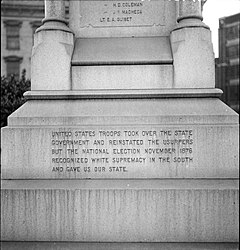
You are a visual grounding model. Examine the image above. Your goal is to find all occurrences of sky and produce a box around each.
[202,0,240,58]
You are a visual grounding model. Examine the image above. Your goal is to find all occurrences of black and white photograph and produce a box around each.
[1,0,239,249]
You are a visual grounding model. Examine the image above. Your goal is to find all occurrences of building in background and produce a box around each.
[1,0,71,80]
[1,1,44,79]
[215,13,239,113]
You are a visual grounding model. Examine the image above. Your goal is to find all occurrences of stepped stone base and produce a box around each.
[1,242,239,250]
[1,96,239,179]
[1,179,239,242]
[1,95,239,243]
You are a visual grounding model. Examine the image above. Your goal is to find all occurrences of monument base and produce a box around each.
[1,92,238,179]
[1,92,239,243]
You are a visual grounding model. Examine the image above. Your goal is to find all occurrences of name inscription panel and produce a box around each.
[51,127,194,177]
[78,0,165,28]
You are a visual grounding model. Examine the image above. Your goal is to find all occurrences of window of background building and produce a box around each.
[4,56,23,79]
[227,45,239,59]
[226,25,239,40]
[30,21,42,45]
[228,84,239,108]
[227,64,240,80]
[4,20,22,50]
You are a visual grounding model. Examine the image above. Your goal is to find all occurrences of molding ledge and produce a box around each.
[24,88,223,100]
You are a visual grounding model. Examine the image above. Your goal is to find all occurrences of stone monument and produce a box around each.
[1,0,239,248]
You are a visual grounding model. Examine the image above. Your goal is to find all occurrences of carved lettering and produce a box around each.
[50,128,195,176]
[78,0,165,28]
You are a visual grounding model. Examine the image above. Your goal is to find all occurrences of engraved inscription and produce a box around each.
[99,2,143,24]
[79,0,165,28]
[50,128,194,176]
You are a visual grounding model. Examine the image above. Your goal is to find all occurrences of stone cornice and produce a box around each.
[1,4,44,18]
[1,3,69,19]
[4,55,23,62]
[3,19,22,27]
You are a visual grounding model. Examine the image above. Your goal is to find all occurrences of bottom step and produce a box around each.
[1,179,239,242]
[1,242,239,250]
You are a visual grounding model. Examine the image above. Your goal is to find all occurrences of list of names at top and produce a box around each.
[79,0,165,28]
[99,2,144,24]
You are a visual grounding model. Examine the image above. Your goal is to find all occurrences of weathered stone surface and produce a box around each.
[31,30,74,90]
[1,124,238,179]
[72,65,173,90]
[9,98,236,126]
[1,179,239,242]
[44,0,65,20]
[1,242,239,250]
[23,89,224,100]
[71,37,173,65]
[69,0,176,38]
[178,0,202,22]
[1,0,239,246]
[170,27,215,88]
[1,98,238,179]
